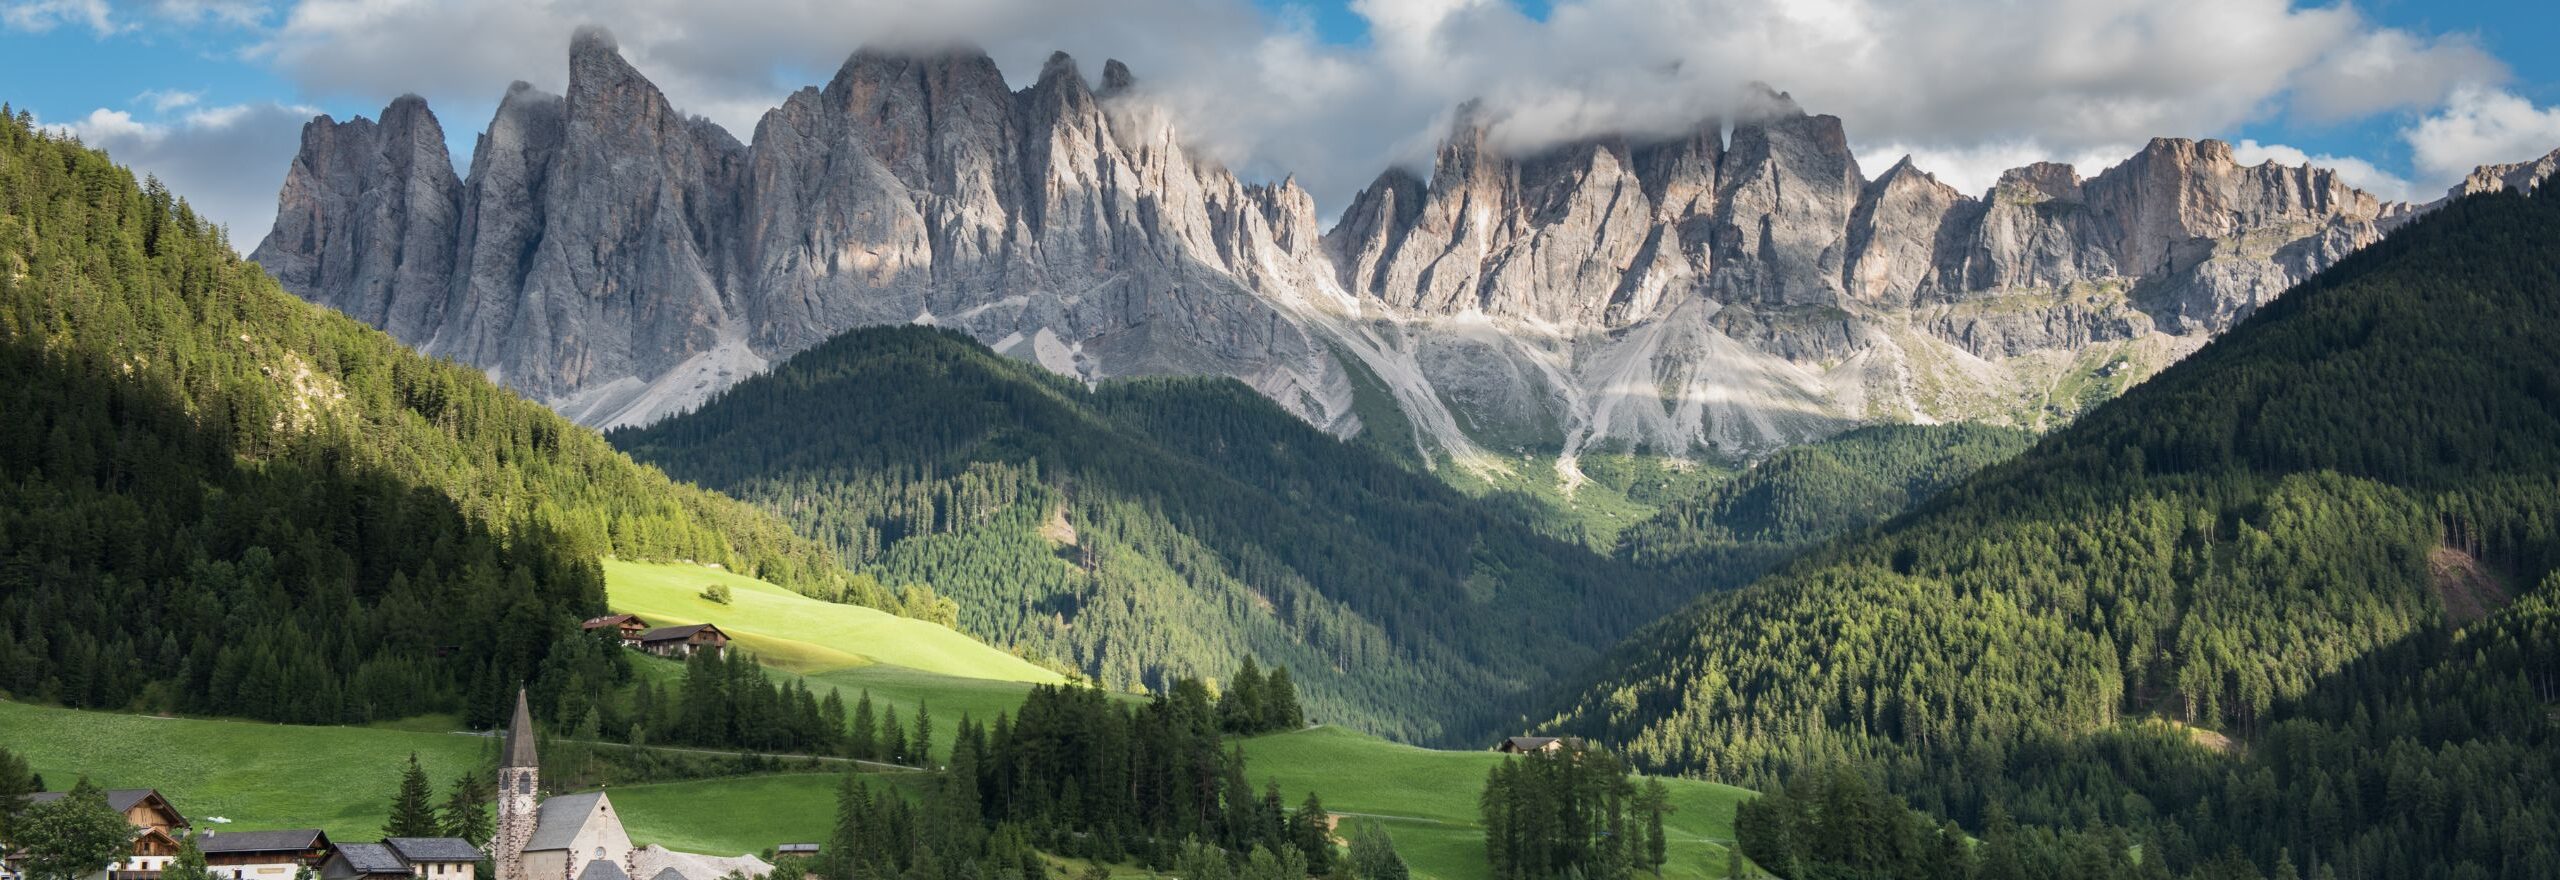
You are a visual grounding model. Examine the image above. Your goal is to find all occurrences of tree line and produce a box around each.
[1477,744,1672,880]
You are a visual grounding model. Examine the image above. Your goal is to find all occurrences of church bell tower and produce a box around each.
[494,688,540,880]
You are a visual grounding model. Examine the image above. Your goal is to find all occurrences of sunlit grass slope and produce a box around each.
[1240,726,1753,880]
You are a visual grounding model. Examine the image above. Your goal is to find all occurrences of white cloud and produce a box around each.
[2287,28,2505,122]
[49,100,318,240]
[3,0,114,33]
[2229,139,2415,203]
[138,88,203,112]
[2405,86,2560,184]
[3,0,260,32]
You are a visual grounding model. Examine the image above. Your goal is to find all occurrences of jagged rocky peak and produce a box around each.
[255,33,2560,463]
[2453,146,2560,198]
[253,92,462,341]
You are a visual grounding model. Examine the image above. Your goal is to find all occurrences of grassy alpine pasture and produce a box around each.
[604,559,1064,684]
[606,559,1087,761]
[1238,726,1753,880]
[0,700,492,840]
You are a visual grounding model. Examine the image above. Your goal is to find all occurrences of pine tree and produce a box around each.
[881,706,907,766]
[1291,791,1334,878]
[912,702,934,767]
[1263,666,1304,732]
[849,691,877,760]
[1220,659,1267,733]
[384,753,441,837]
[1636,779,1670,876]
[441,773,494,845]
[820,688,848,753]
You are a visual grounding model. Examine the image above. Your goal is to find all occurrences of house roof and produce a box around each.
[634,624,721,643]
[649,869,686,880]
[575,862,628,880]
[525,792,611,852]
[333,844,409,875]
[199,829,329,854]
[774,845,819,854]
[386,838,484,863]
[27,788,184,826]
[582,614,645,630]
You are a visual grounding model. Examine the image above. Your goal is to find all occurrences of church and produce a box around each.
[493,691,773,880]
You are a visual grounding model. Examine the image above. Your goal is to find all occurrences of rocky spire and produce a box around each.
[504,687,538,768]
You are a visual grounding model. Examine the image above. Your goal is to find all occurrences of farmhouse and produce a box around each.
[580,615,650,640]
[7,788,189,880]
[492,691,767,880]
[198,829,333,880]
[1495,736,1577,754]
[631,624,727,660]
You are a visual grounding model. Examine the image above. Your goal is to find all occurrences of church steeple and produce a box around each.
[494,686,541,880]
[504,687,539,768]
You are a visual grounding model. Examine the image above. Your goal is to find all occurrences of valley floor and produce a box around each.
[0,560,1752,877]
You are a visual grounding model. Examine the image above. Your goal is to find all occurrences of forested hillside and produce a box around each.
[0,109,880,728]
[1547,184,2560,878]
[1614,424,2034,565]
[609,326,1697,742]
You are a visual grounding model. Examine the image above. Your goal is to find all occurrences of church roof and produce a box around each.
[649,869,685,880]
[575,862,629,880]
[525,792,611,852]
[505,687,539,769]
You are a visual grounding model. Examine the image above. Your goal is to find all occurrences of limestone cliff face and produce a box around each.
[258,32,1344,431]
[253,31,2557,467]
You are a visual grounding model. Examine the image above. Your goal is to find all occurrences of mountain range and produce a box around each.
[248,28,2560,475]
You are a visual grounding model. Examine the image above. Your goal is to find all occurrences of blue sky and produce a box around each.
[6,0,2558,240]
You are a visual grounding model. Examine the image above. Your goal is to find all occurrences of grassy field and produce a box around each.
[1240,727,1752,880]
[0,700,493,840]
[607,559,1102,762]
[605,559,1063,683]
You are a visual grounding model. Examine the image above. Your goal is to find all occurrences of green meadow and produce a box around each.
[1239,726,1752,880]
[0,700,492,841]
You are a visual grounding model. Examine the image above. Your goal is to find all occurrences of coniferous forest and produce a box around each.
[1547,183,2560,878]
[605,324,1698,742]
[607,321,2028,743]
[0,110,886,728]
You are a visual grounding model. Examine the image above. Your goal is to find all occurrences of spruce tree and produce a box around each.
[912,702,933,767]
[441,773,494,845]
[1263,666,1304,732]
[849,691,877,760]
[1220,659,1267,733]
[881,705,907,766]
[384,753,441,837]
[1291,791,1334,878]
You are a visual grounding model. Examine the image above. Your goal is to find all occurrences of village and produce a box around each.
[0,692,779,880]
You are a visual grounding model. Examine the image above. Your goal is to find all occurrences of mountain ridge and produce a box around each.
[251,30,2560,472]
